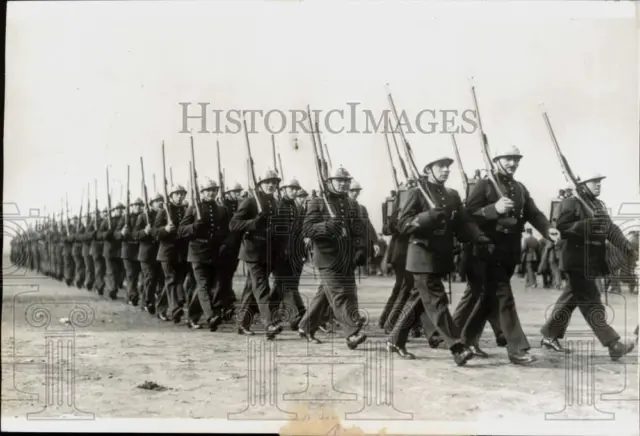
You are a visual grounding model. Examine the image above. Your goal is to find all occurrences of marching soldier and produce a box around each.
[62,219,76,287]
[218,182,245,316]
[273,178,307,330]
[117,198,144,305]
[155,184,189,323]
[71,216,86,289]
[298,166,368,349]
[133,193,165,315]
[178,178,232,330]
[539,172,636,359]
[230,169,284,340]
[80,213,96,291]
[98,203,126,300]
[348,181,378,272]
[386,154,490,365]
[463,145,555,365]
[90,207,109,295]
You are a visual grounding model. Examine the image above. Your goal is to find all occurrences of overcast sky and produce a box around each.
[4,1,638,249]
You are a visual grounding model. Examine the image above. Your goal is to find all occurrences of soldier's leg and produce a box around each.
[188,262,215,326]
[378,265,404,329]
[63,255,75,286]
[123,259,141,305]
[414,273,464,348]
[157,262,175,320]
[74,254,85,289]
[166,262,188,322]
[105,258,121,299]
[320,269,364,340]
[383,269,413,332]
[571,273,620,347]
[139,261,156,314]
[84,255,95,290]
[388,286,424,351]
[298,283,330,337]
[93,255,105,294]
[236,276,258,331]
[245,262,279,328]
[540,279,577,340]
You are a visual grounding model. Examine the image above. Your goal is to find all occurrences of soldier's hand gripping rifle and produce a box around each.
[216,136,225,205]
[450,134,469,196]
[190,136,202,219]
[242,112,263,213]
[470,85,507,199]
[140,157,151,225]
[106,167,113,229]
[385,84,438,209]
[306,105,336,219]
[161,141,173,226]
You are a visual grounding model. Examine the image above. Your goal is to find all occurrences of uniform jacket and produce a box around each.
[72,224,84,256]
[78,220,95,257]
[302,192,366,272]
[62,227,74,257]
[382,189,410,269]
[133,209,160,263]
[87,219,104,257]
[556,196,631,276]
[115,213,141,260]
[178,200,232,264]
[398,180,483,274]
[154,202,189,263]
[97,216,123,259]
[357,203,377,257]
[229,192,279,264]
[465,175,550,266]
[274,196,305,262]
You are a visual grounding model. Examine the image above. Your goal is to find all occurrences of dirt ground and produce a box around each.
[2,260,638,431]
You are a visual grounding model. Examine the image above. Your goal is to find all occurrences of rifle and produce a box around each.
[322,142,333,174]
[78,187,84,230]
[271,134,282,200]
[385,84,437,209]
[388,120,410,183]
[470,86,507,198]
[161,141,173,226]
[153,174,157,193]
[278,153,285,181]
[383,132,400,192]
[450,134,469,196]
[125,165,131,225]
[188,161,195,209]
[542,111,596,216]
[94,179,99,225]
[190,136,202,219]
[242,112,263,213]
[106,167,112,229]
[306,105,335,219]
[140,157,151,225]
[170,167,174,186]
[65,194,71,234]
[216,136,225,204]
[86,182,91,227]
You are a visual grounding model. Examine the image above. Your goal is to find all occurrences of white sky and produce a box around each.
[4,1,638,249]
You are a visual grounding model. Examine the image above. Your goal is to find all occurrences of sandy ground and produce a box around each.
[2,260,638,431]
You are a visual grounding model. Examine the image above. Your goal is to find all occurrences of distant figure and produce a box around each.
[373,233,387,276]
[521,228,539,288]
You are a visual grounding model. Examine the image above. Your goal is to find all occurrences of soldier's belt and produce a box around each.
[585,240,604,246]
[495,224,519,234]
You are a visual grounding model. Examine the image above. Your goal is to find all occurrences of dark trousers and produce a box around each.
[123,259,141,303]
[237,275,260,328]
[236,262,278,328]
[465,263,530,355]
[73,253,85,287]
[391,273,463,349]
[63,255,75,284]
[299,268,362,338]
[218,258,240,308]
[140,261,162,308]
[92,255,106,293]
[83,255,95,290]
[188,262,224,324]
[540,273,620,347]
[379,264,413,331]
[274,259,306,326]
[105,257,125,294]
[160,261,188,319]
[389,285,440,348]
[183,268,196,305]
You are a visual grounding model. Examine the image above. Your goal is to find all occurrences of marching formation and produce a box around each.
[9,86,639,367]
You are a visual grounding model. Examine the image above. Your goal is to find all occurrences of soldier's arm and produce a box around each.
[465,178,500,223]
[302,197,334,240]
[96,220,109,240]
[133,214,150,242]
[522,185,551,238]
[229,197,259,233]
[556,197,591,239]
[452,191,484,243]
[396,188,425,235]
[177,206,198,239]
[113,216,126,241]
[154,209,171,241]
[219,208,235,247]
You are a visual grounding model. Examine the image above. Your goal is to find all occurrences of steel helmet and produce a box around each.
[328,166,352,180]
[169,184,187,196]
[492,145,523,161]
[577,171,606,185]
[199,177,219,192]
[258,169,281,185]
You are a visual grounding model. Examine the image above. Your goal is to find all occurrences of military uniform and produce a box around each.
[230,172,282,338]
[80,216,96,290]
[155,185,190,322]
[388,171,485,365]
[463,146,551,364]
[540,175,636,359]
[298,167,368,348]
[218,183,245,314]
[178,180,232,329]
[97,204,126,299]
[116,199,143,305]
[133,194,164,314]
[90,211,107,294]
[62,225,75,286]
[72,219,86,288]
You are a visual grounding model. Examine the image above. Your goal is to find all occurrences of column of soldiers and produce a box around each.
[10,143,638,364]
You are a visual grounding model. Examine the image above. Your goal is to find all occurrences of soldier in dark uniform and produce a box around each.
[540,172,636,360]
[62,220,75,287]
[230,170,284,340]
[98,202,126,300]
[133,193,164,315]
[80,212,96,290]
[179,178,233,330]
[298,167,368,349]
[90,208,108,295]
[273,178,307,331]
[155,184,189,323]
[385,154,490,366]
[348,181,378,273]
[463,145,556,365]
[71,216,85,289]
[117,198,144,305]
[55,221,65,281]
[218,182,245,317]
